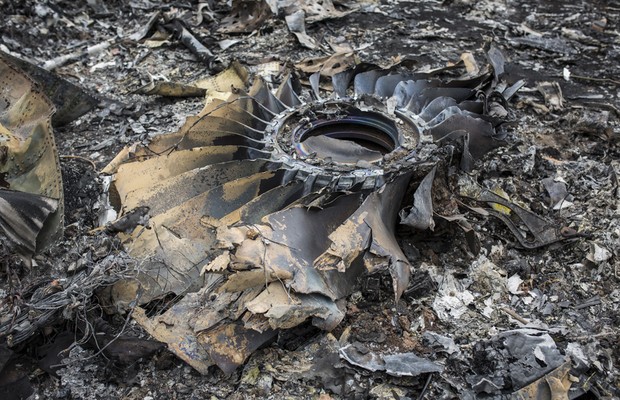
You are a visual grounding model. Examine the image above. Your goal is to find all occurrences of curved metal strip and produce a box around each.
[220,180,306,226]
[145,122,266,154]
[248,77,287,116]
[394,80,438,109]
[190,114,268,138]
[332,69,355,98]
[407,87,475,113]
[417,96,459,121]
[197,169,297,219]
[114,146,271,200]
[429,114,499,159]
[375,74,414,98]
[122,159,280,215]
[426,106,479,128]
[309,72,321,99]
[235,93,279,122]
[275,74,302,108]
[353,70,387,96]
[443,70,492,89]
[502,79,526,101]
[420,87,474,103]
[201,98,270,131]
[487,45,506,82]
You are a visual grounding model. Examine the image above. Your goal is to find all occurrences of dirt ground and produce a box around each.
[1,0,619,399]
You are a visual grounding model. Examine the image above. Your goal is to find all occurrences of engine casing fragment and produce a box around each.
[108,49,518,373]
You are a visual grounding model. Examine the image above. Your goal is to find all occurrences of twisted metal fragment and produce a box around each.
[109,51,515,373]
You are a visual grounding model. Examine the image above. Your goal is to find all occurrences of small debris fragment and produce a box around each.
[339,342,443,377]
[400,166,436,230]
[537,81,564,111]
[586,242,612,263]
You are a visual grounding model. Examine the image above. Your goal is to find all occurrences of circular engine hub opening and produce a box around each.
[293,108,400,165]
[272,100,420,179]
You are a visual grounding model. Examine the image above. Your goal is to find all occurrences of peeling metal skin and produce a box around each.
[109,49,517,374]
[0,57,63,258]
[0,51,98,126]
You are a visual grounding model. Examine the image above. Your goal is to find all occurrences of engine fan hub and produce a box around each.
[268,99,421,187]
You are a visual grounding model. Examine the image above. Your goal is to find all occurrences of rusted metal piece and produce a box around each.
[0,57,63,257]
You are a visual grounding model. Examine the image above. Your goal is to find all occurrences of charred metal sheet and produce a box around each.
[467,328,566,395]
[459,175,585,249]
[0,57,63,257]
[509,35,577,55]
[218,0,273,34]
[0,190,58,256]
[285,10,321,50]
[107,49,522,373]
[313,174,413,301]
[339,342,443,377]
[113,169,296,306]
[537,81,564,111]
[200,323,277,375]
[0,51,98,126]
[280,0,357,49]
[135,81,207,97]
[429,114,502,160]
[133,306,215,374]
[400,166,436,231]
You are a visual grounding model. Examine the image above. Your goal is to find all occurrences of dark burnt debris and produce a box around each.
[0,0,619,399]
